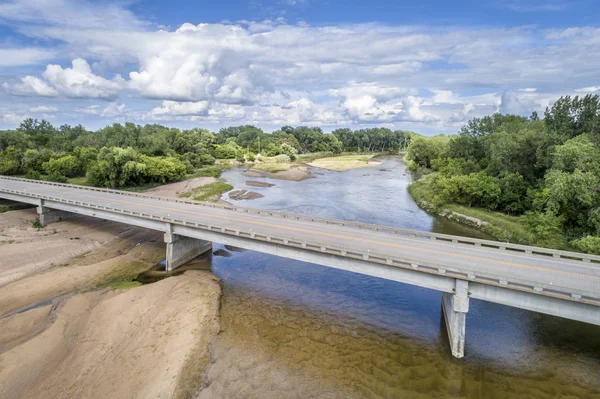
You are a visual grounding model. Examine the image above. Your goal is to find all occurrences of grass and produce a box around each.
[189,165,224,178]
[307,154,378,172]
[66,176,92,186]
[251,163,292,173]
[408,173,567,247]
[0,201,35,213]
[179,181,233,202]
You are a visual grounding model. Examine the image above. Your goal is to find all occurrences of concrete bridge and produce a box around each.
[1,176,599,358]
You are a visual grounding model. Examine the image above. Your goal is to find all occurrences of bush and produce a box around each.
[25,170,41,180]
[43,155,81,177]
[570,235,600,255]
[521,210,566,248]
[273,154,291,163]
[46,172,68,183]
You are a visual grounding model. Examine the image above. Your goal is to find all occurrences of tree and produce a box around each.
[43,155,81,177]
[406,135,448,169]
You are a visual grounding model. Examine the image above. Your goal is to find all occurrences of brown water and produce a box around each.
[190,158,600,398]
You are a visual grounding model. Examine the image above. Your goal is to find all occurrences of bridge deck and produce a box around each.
[2,177,599,300]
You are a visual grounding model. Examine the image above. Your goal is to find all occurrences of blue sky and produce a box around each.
[0,0,599,134]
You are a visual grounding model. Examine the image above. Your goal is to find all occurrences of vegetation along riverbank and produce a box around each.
[406,94,600,254]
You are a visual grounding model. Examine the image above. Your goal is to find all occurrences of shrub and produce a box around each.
[570,235,600,255]
[273,154,291,163]
[46,172,68,183]
[43,155,81,177]
[25,170,41,180]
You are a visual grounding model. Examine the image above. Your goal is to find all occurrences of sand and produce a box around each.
[245,181,275,187]
[0,207,223,398]
[144,177,219,198]
[243,165,314,181]
[0,209,143,288]
[0,271,221,399]
[228,190,264,201]
[307,155,382,172]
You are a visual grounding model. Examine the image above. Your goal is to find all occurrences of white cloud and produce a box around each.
[0,48,55,67]
[4,59,123,100]
[4,76,58,96]
[101,102,126,117]
[151,101,210,116]
[29,105,58,113]
[0,0,143,30]
[1,1,600,131]
[575,86,600,93]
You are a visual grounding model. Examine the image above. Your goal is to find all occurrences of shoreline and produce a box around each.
[408,172,535,245]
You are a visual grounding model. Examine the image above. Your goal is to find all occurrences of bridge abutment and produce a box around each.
[164,224,212,271]
[442,279,469,358]
[37,199,74,226]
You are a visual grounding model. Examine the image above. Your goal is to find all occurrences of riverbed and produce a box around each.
[198,156,600,398]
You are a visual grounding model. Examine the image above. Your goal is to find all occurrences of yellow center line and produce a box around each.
[20,183,600,283]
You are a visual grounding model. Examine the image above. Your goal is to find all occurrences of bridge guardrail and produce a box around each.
[2,175,600,265]
[2,184,599,307]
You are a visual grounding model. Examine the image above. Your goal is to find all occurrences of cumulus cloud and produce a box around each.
[3,75,59,97]
[4,59,123,100]
[1,0,600,130]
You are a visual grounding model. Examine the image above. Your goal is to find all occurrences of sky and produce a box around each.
[0,0,598,134]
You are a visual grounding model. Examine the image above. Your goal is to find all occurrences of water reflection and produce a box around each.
[195,157,600,398]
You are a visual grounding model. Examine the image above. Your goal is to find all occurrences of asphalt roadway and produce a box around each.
[1,177,599,299]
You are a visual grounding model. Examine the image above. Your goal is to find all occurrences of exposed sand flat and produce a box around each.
[308,155,382,172]
[0,271,221,399]
[144,177,219,198]
[0,209,136,288]
[243,165,314,181]
[0,217,165,317]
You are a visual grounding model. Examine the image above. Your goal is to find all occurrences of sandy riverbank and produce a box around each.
[144,176,219,198]
[0,209,222,398]
[243,165,314,181]
[0,271,220,399]
[307,155,382,172]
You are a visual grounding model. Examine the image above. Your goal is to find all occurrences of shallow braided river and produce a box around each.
[192,157,600,398]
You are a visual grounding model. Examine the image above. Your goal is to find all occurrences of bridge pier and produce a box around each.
[37,199,74,226]
[442,279,469,358]
[164,224,212,271]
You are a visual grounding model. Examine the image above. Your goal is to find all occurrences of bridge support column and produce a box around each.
[164,224,212,271]
[37,199,74,226]
[442,279,469,358]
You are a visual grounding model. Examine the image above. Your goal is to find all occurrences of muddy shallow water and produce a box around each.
[192,157,600,398]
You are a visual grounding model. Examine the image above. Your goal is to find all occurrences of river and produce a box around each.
[189,157,600,398]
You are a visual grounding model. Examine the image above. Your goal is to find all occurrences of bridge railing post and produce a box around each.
[442,279,469,358]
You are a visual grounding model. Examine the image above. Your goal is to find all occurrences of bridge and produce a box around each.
[1,175,599,358]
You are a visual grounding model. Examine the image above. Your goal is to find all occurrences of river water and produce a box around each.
[192,157,600,398]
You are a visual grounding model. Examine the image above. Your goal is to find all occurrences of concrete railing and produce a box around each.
[3,175,600,264]
[1,183,599,307]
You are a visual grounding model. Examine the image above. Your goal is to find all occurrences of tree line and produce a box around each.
[0,121,412,188]
[406,94,600,254]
